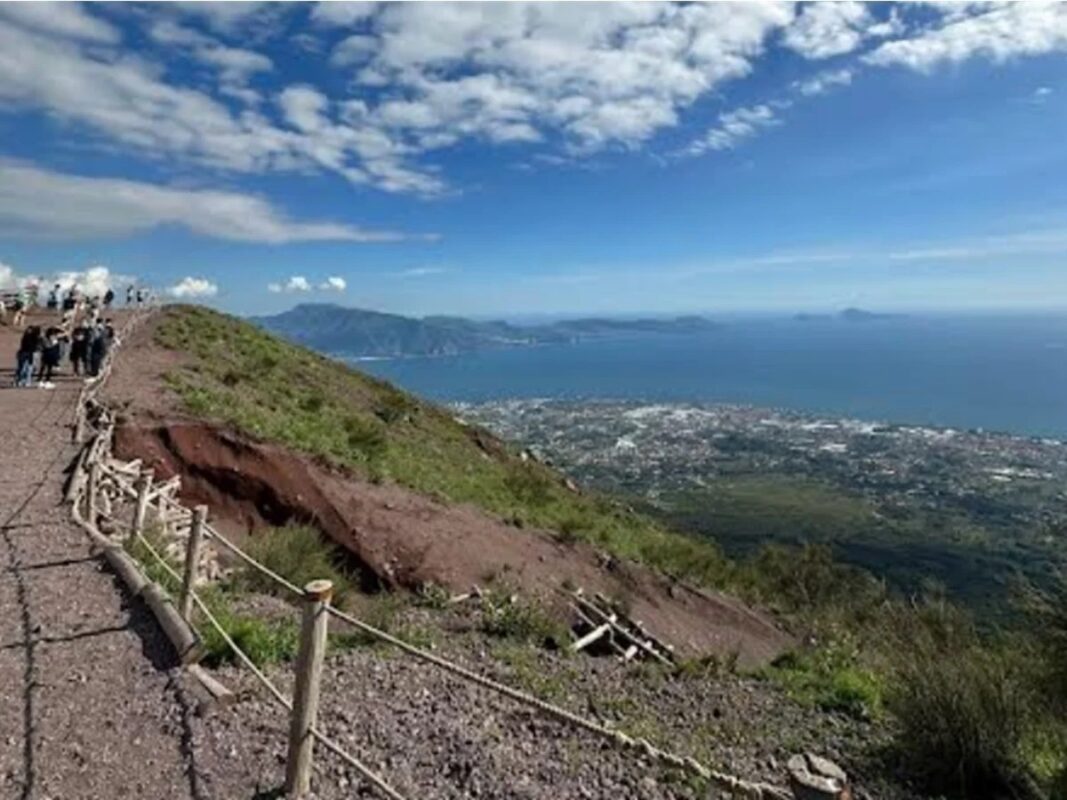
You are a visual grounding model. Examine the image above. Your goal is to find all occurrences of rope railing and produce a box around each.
[62,304,813,800]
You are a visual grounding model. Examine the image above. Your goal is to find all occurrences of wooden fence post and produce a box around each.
[285,580,334,797]
[178,505,207,622]
[130,468,154,544]
[86,460,100,523]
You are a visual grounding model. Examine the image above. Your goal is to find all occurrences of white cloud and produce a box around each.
[0,1,119,43]
[887,228,1067,262]
[865,3,1067,72]
[320,276,347,292]
[782,1,873,59]
[397,266,447,278]
[684,104,783,156]
[359,3,794,154]
[1029,86,1054,104]
[794,68,855,97]
[0,162,414,243]
[168,277,219,299]
[330,34,378,67]
[311,2,379,28]
[268,276,312,293]
[171,2,273,35]
[149,19,273,85]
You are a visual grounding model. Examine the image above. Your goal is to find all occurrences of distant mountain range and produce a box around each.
[252,303,720,358]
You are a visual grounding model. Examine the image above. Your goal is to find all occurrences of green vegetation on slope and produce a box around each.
[156,305,738,587]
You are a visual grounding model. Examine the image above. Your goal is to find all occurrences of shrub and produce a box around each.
[1019,571,1067,712]
[237,525,354,606]
[503,463,555,507]
[343,415,388,462]
[884,602,1041,799]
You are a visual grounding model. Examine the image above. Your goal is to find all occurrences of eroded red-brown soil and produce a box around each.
[105,313,792,666]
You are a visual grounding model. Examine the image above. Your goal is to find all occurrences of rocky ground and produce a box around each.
[190,599,920,800]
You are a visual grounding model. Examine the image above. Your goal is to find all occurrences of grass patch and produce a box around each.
[479,592,570,649]
[234,524,356,606]
[200,603,299,667]
[490,642,576,702]
[761,634,884,719]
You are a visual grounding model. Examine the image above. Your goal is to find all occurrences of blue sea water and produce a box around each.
[354,314,1067,439]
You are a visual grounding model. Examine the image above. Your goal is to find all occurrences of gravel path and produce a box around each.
[0,314,266,799]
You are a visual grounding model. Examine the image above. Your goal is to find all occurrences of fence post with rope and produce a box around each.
[130,468,153,544]
[179,504,207,622]
[285,579,334,797]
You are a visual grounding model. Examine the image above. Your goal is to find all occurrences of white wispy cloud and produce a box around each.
[168,276,219,299]
[794,68,855,97]
[397,266,448,278]
[865,3,1067,72]
[148,19,272,88]
[0,162,414,243]
[0,1,119,44]
[683,104,784,157]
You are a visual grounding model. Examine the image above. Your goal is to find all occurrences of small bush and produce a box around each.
[237,525,354,605]
[343,415,388,462]
[480,592,569,649]
[503,463,556,507]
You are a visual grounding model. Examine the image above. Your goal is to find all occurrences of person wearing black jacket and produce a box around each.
[37,327,64,385]
[69,325,90,376]
[88,320,110,377]
[14,325,41,387]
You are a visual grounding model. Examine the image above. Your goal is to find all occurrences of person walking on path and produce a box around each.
[36,327,64,386]
[87,320,110,377]
[69,325,89,376]
[14,325,41,387]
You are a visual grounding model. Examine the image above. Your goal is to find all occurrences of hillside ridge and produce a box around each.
[252,302,719,358]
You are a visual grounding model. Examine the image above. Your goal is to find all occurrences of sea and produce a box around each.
[352,313,1067,439]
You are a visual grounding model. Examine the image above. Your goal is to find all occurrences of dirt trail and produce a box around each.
[0,311,266,799]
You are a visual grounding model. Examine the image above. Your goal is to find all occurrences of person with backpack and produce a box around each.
[14,325,41,387]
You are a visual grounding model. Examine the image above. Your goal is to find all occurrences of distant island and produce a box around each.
[794,308,905,322]
[252,303,720,358]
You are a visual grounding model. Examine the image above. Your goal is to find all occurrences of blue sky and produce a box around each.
[1,1,1066,317]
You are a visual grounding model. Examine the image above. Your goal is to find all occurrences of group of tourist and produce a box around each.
[2,282,149,330]
[14,318,115,388]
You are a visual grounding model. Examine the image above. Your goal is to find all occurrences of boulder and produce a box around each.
[787,753,851,800]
